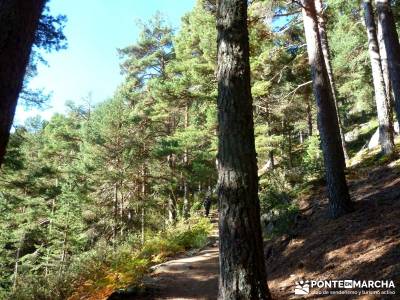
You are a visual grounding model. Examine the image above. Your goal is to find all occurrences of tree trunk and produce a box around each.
[378,20,395,138]
[183,102,190,219]
[378,21,393,103]
[315,0,349,164]
[363,0,394,155]
[376,0,400,123]
[113,183,118,243]
[216,1,271,299]
[167,154,177,223]
[307,97,313,137]
[302,0,353,219]
[288,127,293,168]
[168,192,177,223]
[141,164,147,244]
[59,225,68,276]
[269,151,275,169]
[12,233,25,291]
[0,0,46,165]
[265,100,275,169]
[141,206,145,244]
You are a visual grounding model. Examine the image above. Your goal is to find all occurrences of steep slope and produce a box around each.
[266,153,400,299]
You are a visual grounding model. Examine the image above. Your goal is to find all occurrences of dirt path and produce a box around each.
[138,218,220,300]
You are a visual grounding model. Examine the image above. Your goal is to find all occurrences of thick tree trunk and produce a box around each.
[216,1,271,299]
[315,0,349,164]
[302,0,353,219]
[363,0,394,155]
[0,0,46,165]
[376,0,400,123]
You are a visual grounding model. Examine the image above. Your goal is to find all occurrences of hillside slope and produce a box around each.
[266,153,400,299]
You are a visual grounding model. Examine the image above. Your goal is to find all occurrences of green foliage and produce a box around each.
[141,217,212,259]
[9,217,211,300]
[259,169,299,238]
[302,135,324,177]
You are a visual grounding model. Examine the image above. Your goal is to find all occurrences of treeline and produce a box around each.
[1,0,400,298]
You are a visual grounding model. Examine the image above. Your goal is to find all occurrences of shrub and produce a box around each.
[10,216,212,300]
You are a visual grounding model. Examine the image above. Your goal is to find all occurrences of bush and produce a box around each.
[10,217,212,300]
[302,135,324,178]
[259,169,299,238]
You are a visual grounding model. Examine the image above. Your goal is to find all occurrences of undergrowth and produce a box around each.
[10,216,212,300]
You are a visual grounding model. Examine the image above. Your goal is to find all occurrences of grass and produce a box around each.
[346,119,378,157]
[11,216,212,300]
[69,216,212,300]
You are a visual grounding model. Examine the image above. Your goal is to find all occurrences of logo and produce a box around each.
[292,278,396,296]
[294,280,310,295]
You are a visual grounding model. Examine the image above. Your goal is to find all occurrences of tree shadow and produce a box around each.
[265,165,400,298]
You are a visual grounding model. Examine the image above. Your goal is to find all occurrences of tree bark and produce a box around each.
[376,0,400,123]
[167,154,177,223]
[378,20,393,104]
[0,0,46,165]
[307,97,313,137]
[363,0,394,155]
[168,192,177,223]
[183,102,190,219]
[113,183,118,242]
[216,1,271,299]
[141,164,147,244]
[377,19,395,139]
[315,0,349,164]
[302,0,353,219]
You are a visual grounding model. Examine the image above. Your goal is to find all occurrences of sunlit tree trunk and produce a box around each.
[12,232,25,292]
[113,183,118,242]
[216,0,271,298]
[182,102,190,219]
[167,154,177,223]
[0,0,46,165]
[363,0,394,155]
[315,0,349,164]
[378,20,395,134]
[307,96,313,137]
[376,0,400,123]
[302,0,353,218]
[141,164,147,244]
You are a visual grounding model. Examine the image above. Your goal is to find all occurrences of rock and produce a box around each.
[367,122,399,150]
[368,128,380,149]
[345,128,360,142]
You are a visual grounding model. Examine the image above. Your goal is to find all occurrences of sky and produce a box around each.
[14,0,196,125]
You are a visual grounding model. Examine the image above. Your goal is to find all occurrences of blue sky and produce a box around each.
[15,0,196,124]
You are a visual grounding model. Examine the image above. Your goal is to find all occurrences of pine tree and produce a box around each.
[216,0,271,298]
[375,0,400,123]
[301,0,353,218]
[315,0,349,164]
[363,0,394,155]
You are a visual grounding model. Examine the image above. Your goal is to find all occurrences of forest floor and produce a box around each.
[110,149,400,300]
[109,214,220,300]
[267,151,400,299]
